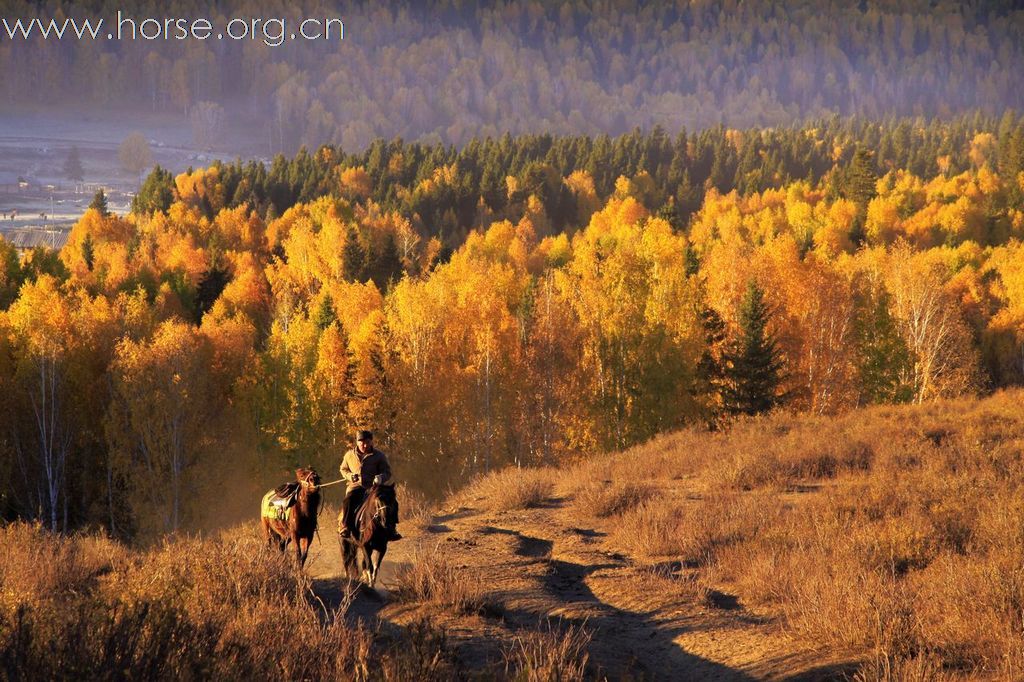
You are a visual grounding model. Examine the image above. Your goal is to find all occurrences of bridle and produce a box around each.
[299,470,320,491]
[372,491,388,527]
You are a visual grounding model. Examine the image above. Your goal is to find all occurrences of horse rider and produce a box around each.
[338,429,402,541]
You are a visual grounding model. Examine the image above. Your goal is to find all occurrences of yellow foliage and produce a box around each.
[7,275,73,356]
[213,206,266,255]
[968,132,996,169]
[174,166,227,214]
[813,199,856,256]
[338,165,372,200]
[564,170,600,224]
[865,195,901,244]
[323,280,384,344]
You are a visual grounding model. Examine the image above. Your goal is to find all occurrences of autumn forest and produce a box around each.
[0,110,1023,539]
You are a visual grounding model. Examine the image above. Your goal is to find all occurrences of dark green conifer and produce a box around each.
[63,146,84,183]
[132,165,175,214]
[343,224,367,282]
[81,232,95,272]
[723,281,784,416]
[315,294,337,331]
[89,189,109,217]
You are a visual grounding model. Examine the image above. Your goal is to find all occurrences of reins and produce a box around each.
[316,478,347,489]
[292,473,345,547]
[306,477,346,546]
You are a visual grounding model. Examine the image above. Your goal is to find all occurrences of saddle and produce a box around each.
[261,483,299,521]
[274,482,299,502]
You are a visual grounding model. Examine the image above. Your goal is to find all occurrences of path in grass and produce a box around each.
[305,490,857,680]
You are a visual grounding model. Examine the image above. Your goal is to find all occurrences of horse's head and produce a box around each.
[357,486,392,538]
[295,467,321,492]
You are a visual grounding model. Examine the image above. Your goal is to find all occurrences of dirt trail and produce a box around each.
[306,492,857,680]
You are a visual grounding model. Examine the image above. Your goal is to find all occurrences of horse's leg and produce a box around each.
[361,546,373,584]
[368,549,378,586]
[372,544,388,587]
[298,535,311,567]
[261,517,272,548]
[348,544,361,581]
[266,521,286,552]
[339,534,349,577]
[265,519,285,551]
[339,535,355,581]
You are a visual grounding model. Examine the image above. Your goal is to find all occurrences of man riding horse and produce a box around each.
[338,429,402,542]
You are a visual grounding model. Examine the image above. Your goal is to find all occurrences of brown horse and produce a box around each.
[261,467,321,567]
[340,484,394,586]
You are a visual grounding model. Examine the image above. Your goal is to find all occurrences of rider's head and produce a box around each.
[356,429,374,453]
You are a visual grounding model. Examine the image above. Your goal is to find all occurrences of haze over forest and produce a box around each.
[3,0,1024,152]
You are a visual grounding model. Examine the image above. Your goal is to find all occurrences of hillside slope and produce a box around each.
[310,390,1024,680]
[325,494,853,679]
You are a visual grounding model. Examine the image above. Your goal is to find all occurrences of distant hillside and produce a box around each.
[3,1,1024,150]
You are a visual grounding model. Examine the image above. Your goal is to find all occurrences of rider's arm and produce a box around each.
[377,452,394,485]
[340,451,352,478]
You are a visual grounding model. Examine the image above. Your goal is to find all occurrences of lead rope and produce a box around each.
[312,478,345,547]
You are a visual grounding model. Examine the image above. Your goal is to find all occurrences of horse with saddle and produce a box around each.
[337,430,400,586]
[260,430,401,585]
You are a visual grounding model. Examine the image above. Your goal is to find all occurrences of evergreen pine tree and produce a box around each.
[847,148,878,202]
[683,244,700,277]
[853,286,914,404]
[63,146,84,183]
[724,281,784,416]
[89,189,109,217]
[81,232,95,272]
[315,294,337,331]
[132,165,175,214]
[194,265,230,323]
[845,148,878,244]
[342,224,366,281]
[656,196,680,230]
[368,232,403,290]
[695,303,728,426]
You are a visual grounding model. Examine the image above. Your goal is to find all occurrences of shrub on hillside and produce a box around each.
[392,542,488,615]
[467,467,555,512]
[0,522,458,679]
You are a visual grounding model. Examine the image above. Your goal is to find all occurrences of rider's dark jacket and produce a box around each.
[340,447,393,493]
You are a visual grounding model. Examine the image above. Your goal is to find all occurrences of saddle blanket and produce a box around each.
[261,484,298,521]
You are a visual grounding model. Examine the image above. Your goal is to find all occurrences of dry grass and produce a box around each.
[728,393,1024,678]
[502,620,591,682]
[544,389,1024,679]
[0,522,456,680]
[393,541,488,614]
[377,617,458,681]
[466,466,556,512]
[639,562,710,606]
[607,491,779,566]
[396,482,434,532]
[571,479,654,518]
[0,524,129,610]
